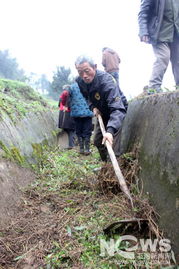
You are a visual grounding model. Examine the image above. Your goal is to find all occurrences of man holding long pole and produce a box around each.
[75,55,128,162]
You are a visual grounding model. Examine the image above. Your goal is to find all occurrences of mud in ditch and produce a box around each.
[0,150,176,268]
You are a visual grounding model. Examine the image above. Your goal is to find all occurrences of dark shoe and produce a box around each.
[147,87,162,95]
[143,85,149,95]
[84,150,91,155]
[64,146,73,150]
[80,149,84,154]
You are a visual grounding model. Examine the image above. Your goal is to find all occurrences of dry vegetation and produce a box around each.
[0,146,176,268]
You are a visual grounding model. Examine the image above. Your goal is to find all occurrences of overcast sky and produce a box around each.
[0,0,175,98]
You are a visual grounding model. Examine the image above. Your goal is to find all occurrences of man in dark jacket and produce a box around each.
[75,55,128,161]
[138,0,179,94]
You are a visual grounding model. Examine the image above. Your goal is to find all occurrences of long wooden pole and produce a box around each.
[97,114,133,208]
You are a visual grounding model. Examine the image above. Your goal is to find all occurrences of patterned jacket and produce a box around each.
[69,82,93,118]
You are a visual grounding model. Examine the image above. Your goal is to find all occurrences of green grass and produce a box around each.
[27,146,172,268]
[0,78,54,121]
[0,144,174,268]
[43,96,58,108]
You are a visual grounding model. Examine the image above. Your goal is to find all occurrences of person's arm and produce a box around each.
[102,79,127,145]
[118,86,128,111]
[102,132,114,146]
[93,107,114,146]
[58,96,62,107]
[61,91,69,106]
[138,0,151,42]
[141,35,150,43]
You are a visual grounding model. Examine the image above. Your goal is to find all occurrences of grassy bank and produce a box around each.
[0,145,176,268]
[0,79,54,122]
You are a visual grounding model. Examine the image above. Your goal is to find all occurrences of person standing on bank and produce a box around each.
[75,55,128,162]
[138,0,179,94]
[67,82,93,155]
[58,87,76,149]
[102,47,121,83]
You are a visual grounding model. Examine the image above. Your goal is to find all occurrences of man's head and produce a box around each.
[75,55,97,84]
[102,47,108,52]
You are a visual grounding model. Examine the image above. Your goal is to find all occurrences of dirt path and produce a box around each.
[0,159,36,227]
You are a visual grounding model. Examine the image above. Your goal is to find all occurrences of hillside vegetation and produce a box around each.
[0,79,55,121]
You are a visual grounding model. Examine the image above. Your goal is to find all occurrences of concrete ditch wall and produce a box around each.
[0,110,59,161]
[120,91,179,260]
[0,110,59,226]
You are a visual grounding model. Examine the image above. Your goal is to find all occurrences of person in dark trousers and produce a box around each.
[65,83,93,155]
[58,87,76,149]
[138,0,179,94]
[75,55,128,162]
[102,47,121,83]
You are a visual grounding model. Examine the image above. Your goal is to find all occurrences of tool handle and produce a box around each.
[97,114,133,207]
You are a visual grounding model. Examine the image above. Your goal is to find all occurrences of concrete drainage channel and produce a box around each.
[0,91,178,266]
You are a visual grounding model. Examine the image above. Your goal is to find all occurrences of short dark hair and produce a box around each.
[75,55,96,68]
[102,47,108,52]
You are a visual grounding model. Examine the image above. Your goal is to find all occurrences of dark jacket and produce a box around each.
[138,0,166,44]
[76,70,128,135]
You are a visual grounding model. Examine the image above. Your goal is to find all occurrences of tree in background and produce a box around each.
[0,50,26,81]
[27,72,51,95]
[51,66,74,100]
[39,74,51,95]
[27,72,41,90]
[0,50,74,99]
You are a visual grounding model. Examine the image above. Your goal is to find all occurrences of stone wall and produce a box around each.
[120,91,179,259]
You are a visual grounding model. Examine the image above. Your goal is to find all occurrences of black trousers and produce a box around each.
[74,117,92,138]
[64,129,76,147]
